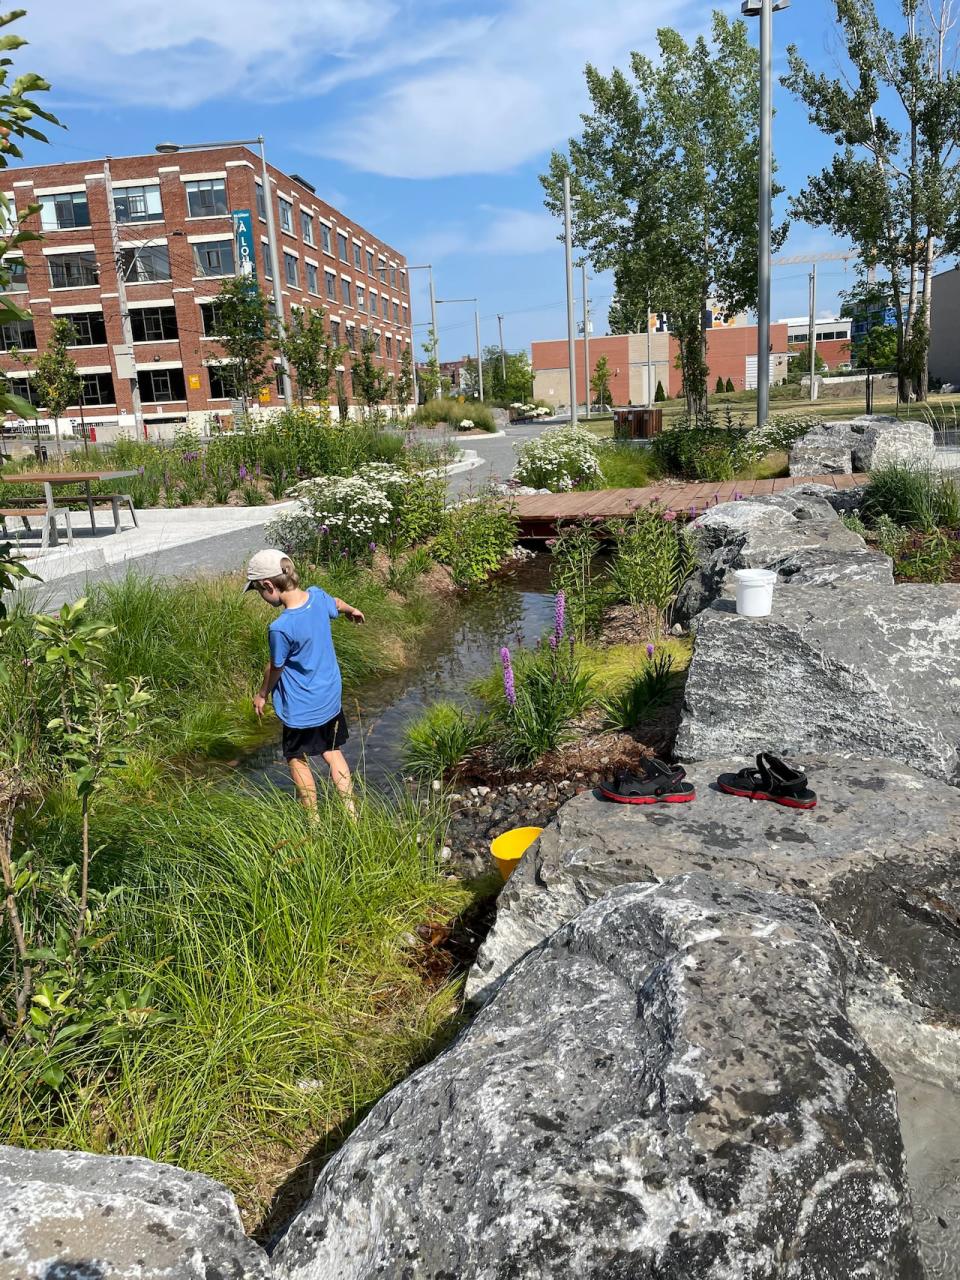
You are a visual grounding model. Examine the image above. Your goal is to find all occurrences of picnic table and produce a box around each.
[0,469,139,548]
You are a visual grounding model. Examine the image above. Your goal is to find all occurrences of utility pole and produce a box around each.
[474,308,484,402]
[256,137,292,407]
[646,298,654,407]
[497,313,507,384]
[808,263,818,403]
[563,174,578,424]
[581,263,591,419]
[103,158,145,440]
[429,271,440,399]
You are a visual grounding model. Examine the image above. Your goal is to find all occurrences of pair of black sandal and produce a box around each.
[598,752,817,810]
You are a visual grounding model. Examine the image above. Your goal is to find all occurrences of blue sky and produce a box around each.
[14,0,927,360]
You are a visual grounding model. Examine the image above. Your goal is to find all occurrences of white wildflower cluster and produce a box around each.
[459,419,475,431]
[513,426,602,492]
[286,472,394,546]
[512,403,552,418]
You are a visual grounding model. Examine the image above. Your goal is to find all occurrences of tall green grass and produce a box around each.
[411,398,497,432]
[863,462,960,531]
[5,779,468,1223]
[595,442,662,488]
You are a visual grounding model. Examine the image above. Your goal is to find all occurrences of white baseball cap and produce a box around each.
[243,548,289,591]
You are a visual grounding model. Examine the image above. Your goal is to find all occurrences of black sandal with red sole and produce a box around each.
[717,753,817,810]
[598,758,695,806]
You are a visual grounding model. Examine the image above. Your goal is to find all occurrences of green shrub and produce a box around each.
[412,399,497,432]
[863,463,960,531]
[716,376,725,394]
[606,510,694,634]
[549,521,608,640]
[600,650,677,729]
[433,494,518,586]
[492,637,593,767]
[513,426,602,491]
[652,407,755,481]
[725,377,735,393]
[654,381,666,402]
[402,701,490,778]
[898,528,955,584]
[840,511,869,539]
[595,442,661,489]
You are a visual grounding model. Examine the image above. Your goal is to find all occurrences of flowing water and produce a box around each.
[241,555,558,792]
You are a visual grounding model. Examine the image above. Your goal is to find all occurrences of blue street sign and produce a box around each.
[231,209,256,281]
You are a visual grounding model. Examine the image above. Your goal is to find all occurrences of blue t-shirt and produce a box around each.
[268,587,342,728]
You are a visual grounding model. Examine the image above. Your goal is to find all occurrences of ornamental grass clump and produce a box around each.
[513,426,602,491]
[606,508,695,636]
[600,646,678,730]
[401,701,491,779]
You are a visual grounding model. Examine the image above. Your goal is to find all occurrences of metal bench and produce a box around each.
[55,492,139,534]
[0,505,74,549]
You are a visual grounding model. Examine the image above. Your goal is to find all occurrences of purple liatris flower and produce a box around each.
[549,634,559,651]
[646,643,655,659]
[320,524,329,534]
[238,464,248,482]
[500,646,516,707]
[553,590,566,641]
[369,541,377,551]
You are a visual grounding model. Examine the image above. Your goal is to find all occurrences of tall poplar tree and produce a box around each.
[541,12,782,416]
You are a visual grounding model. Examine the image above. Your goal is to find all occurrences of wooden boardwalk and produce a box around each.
[513,472,867,538]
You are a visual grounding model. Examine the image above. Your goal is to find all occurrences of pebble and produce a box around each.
[440,846,452,861]
[432,779,442,792]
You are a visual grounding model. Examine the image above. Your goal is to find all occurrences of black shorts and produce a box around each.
[281,711,349,761]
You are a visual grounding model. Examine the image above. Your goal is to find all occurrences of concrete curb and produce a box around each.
[437,449,484,477]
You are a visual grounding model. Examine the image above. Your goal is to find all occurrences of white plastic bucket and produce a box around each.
[734,568,777,617]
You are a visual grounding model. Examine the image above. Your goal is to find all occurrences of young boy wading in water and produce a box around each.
[247,549,365,817]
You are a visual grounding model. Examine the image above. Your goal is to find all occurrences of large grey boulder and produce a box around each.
[674,492,892,624]
[275,874,921,1280]
[848,414,935,471]
[0,1145,271,1278]
[675,584,960,781]
[788,431,855,476]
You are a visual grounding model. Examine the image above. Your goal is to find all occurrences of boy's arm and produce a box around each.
[333,597,365,625]
[253,661,283,719]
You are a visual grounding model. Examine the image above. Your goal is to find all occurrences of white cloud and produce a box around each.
[408,206,559,262]
[20,0,396,108]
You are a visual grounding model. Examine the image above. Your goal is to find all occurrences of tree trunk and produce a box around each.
[0,802,31,1030]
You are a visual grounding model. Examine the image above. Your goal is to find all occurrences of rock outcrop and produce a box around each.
[788,414,935,477]
[675,584,960,780]
[275,874,922,1280]
[0,1144,271,1278]
[674,491,892,624]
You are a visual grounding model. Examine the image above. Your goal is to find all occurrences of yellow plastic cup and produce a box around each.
[490,826,544,881]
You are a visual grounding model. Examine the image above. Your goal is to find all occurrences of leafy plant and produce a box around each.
[432,493,517,587]
[548,521,607,640]
[402,701,490,778]
[513,425,602,491]
[32,317,80,461]
[840,511,869,539]
[212,278,274,409]
[277,306,343,407]
[898,528,955,584]
[652,406,757,481]
[386,546,434,595]
[493,630,593,767]
[863,463,959,532]
[873,513,910,560]
[606,508,694,635]
[600,649,677,729]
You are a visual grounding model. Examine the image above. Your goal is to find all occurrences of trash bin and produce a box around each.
[613,408,663,439]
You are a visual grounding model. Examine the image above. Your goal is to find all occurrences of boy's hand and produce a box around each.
[253,692,267,719]
[347,608,365,625]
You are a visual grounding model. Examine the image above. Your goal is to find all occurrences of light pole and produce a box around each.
[563,174,578,424]
[741,0,789,427]
[408,263,439,400]
[334,362,348,422]
[155,136,292,407]
[436,297,483,402]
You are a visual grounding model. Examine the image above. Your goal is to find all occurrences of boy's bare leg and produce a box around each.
[288,755,318,813]
[323,749,356,817]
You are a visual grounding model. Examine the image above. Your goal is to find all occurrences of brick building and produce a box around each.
[781,316,852,371]
[0,146,413,440]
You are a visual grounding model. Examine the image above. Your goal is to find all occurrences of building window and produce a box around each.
[330,318,340,344]
[356,283,365,311]
[66,311,107,346]
[119,245,171,283]
[208,365,235,398]
[369,291,377,316]
[385,334,392,358]
[279,198,293,233]
[80,372,115,405]
[378,259,386,283]
[255,182,266,221]
[283,251,299,287]
[300,211,314,245]
[192,239,234,277]
[402,304,408,325]
[346,325,356,352]
[0,318,35,351]
[374,332,382,356]
[39,190,90,231]
[6,376,38,406]
[366,248,374,276]
[381,294,389,319]
[5,258,26,292]
[353,243,362,270]
[113,184,162,224]
[138,367,186,402]
[390,266,397,288]
[341,277,352,308]
[48,251,99,289]
[337,231,348,262]
[185,178,227,217]
[400,269,407,294]
[262,243,273,280]
[321,224,332,254]
[199,302,222,336]
[306,262,319,294]
[325,270,336,301]
[130,306,178,342]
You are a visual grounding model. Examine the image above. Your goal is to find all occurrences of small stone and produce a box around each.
[599,756,610,765]
[470,787,479,798]
[440,846,452,861]
[477,786,490,797]
[432,780,442,792]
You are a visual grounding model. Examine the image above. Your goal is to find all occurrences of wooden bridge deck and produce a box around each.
[513,472,866,537]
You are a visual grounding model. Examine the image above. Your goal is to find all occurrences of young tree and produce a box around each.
[421,326,442,400]
[351,330,392,419]
[787,346,829,381]
[277,307,343,407]
[33,317,80,460]
[854,324,899,370]
[783,1,960,401]
[541,14,783,416]
[395,344,415,413]
[655,380,666,402]
[213,277,274,411]
[590,355,612,408]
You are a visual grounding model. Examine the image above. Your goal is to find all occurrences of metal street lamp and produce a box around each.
[155,136,292,407]
[407,263,439,401]
[436,297,483,402]
[741,0,790,427]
